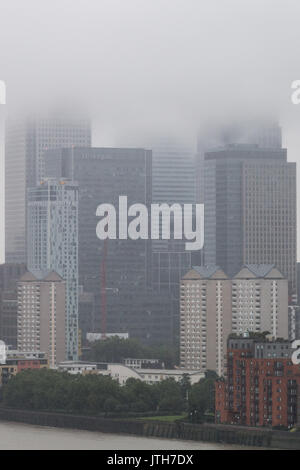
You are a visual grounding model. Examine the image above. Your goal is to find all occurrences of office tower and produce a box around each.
[44,147,151,292]
[27,179,78,360]
[197,122,282,155]
[180,266,232,376]
[151,143,197,286]
[246,124,282,149]
[151,143,198,343]
[203,144,297,295]
[104,288,174,346]
[0,103,5,263]
[216,336,298,428]
[196,122,282,216]
[5,115,91,263]
[232,265,289,338]
[0,291,18,349]
[0,263,26,291]
[43,147,174,345]
[79,291,96,346]
[0,263,26,348]
[17,271,66,367]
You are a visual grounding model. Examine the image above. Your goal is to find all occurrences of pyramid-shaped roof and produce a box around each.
[234,264,285,279]
[183,265,228,280]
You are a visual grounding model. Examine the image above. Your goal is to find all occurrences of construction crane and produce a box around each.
[100,238,108,338]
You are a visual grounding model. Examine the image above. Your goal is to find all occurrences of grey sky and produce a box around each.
[0,0,300,260]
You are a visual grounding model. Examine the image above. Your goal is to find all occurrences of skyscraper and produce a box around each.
[43,147,173,345]
[5,115,91,263]
[203,144,297,295]
[44,147,152,294]
[196,123,282,205]
[27,179,79,360]
[151,143,197,290]
[151,143,198,343]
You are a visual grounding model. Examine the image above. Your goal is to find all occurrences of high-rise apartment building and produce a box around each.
[27,179,78,360]
[180,264,289,376]
[203,144,297,295]
[5,115,91,263]
[17,271,66,367]
[215,336,300,428]
[180,266,232,376]
[232,265,288,338]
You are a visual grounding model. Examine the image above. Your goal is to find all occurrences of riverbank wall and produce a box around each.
[0,408,299,449]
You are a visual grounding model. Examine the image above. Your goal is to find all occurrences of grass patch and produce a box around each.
[140,414,187,422]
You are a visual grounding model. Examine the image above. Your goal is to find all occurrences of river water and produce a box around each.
[0,420,260,450]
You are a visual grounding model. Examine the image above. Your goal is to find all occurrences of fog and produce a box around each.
[1,0,300,259]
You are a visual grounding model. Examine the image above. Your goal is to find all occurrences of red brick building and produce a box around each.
[215,337,300,428]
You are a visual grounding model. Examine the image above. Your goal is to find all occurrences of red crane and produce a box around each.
[101,238,108,338]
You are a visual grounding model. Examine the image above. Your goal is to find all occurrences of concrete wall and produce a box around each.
[0,408,300,449]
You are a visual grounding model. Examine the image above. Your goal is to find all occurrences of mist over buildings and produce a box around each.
[1,0,300,257]
[0,0,298,144]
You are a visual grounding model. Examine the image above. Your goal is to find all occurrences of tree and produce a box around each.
[155,378,185,413]
[87,337,178,369]
[180,374,191,402]
[188,374,216,421]
[88,337,146,363]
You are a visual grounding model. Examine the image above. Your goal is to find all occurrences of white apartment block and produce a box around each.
[232,265,288,338]
[180,264,288,376]
[17,270,66,367]
[180,266,232,376]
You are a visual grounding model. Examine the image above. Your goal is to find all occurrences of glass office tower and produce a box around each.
[27,179,79,360]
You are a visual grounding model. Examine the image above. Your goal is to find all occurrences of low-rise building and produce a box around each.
[123,358,162,369]
[0,350,48,386]
[58,361,204,385]
[215,336,300,428]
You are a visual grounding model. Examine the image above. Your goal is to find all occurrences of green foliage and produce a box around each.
[2,369,184,415]
[87,337,178,369]
[2,367,217,421]
[188,374,216,421]
[228,331,271,340]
